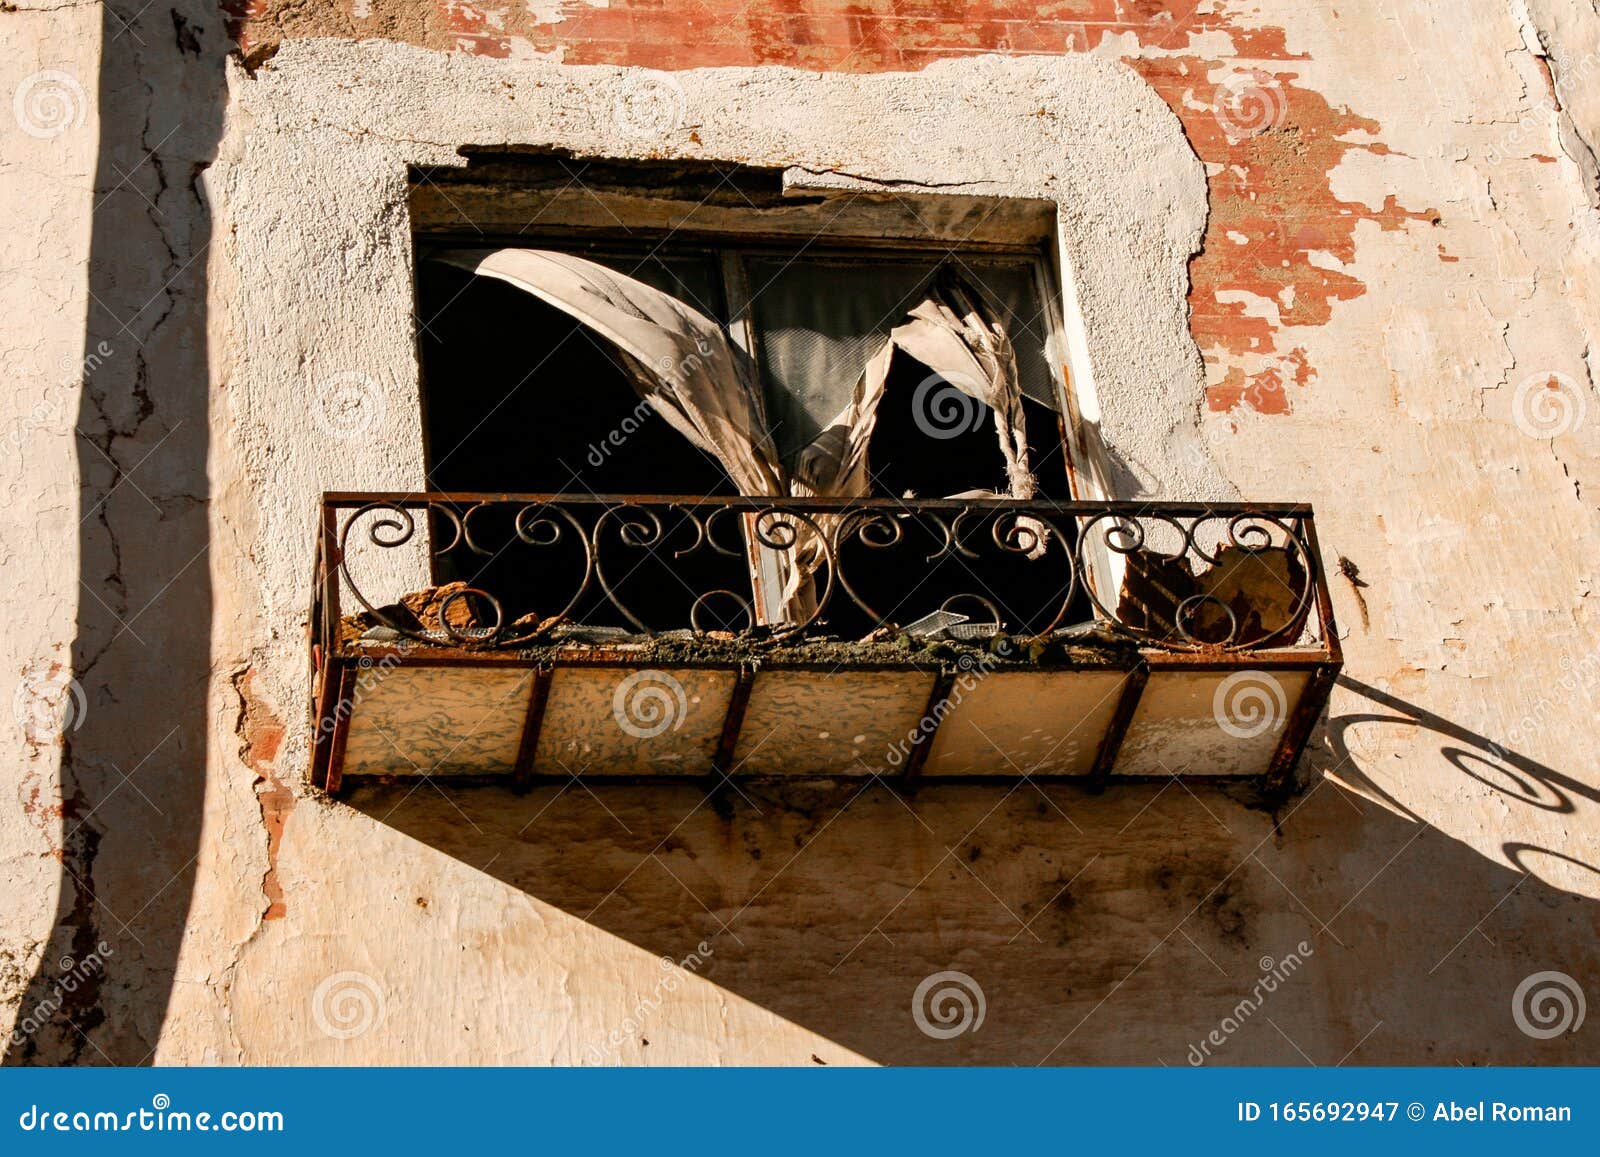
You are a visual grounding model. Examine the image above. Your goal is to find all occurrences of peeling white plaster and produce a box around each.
[528,0,608,26]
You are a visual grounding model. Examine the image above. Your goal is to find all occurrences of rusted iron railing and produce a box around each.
[314,493,1338,657]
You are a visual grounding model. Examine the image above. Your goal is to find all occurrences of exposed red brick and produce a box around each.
[220,0,271,53]
[232,668,292,922]
[20,773,67,833]
[1135,54,1437,413]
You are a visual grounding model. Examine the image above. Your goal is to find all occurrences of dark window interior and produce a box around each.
[865,353,1069,501]
[416,257,738,628]
[418,256,734,496]
[414,238,1080,635]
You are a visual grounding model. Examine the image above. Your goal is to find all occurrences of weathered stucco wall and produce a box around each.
[3,0,1598,1066]
[0,0,98,1054]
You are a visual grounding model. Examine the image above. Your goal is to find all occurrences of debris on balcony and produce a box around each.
[339,584,1140,668]
[1114,542,1311,648]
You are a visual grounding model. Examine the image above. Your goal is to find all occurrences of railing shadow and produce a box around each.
[1326,675,1600,823]
[349,765,1600,1064]
[334,532,1593,1062]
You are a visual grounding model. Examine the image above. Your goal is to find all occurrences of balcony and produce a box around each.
[309,494,1340,794]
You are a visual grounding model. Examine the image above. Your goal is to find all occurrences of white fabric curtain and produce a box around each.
[435,248,786,498]
[783,275,1044,599]
[433,249,1039,622]
[791,277,1037,502]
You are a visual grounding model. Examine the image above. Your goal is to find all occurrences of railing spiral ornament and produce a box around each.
[833,507,908,626]
[1005,513,1079,641]
[437,586,505,645]
[945,507,985,561]
[701,506,747,558]
[689,589,755,634]
[991,509,1043,557]
[1073,510,1154,641]
[1070,509,1317,652]
[459,501,503,557]
[336,503,433,647]
[506,501,592,643]
[1173,594,1238,647]
[753,506,835,638]
[429,504,465,554]
[1220,511,1316,650]
[593,503,669,633]
[671,505,710,559]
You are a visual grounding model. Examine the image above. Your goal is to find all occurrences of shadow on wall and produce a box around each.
[346,676,1599,1064]
[1324,678,1600,902]
[6,4,225,1065]
[1331,675,1593,825]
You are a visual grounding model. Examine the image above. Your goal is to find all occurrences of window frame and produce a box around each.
[413,229,1082,499]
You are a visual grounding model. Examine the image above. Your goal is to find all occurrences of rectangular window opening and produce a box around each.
[409,163,1087,638]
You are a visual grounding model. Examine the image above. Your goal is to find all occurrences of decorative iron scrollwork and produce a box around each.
[326,495,1326,653]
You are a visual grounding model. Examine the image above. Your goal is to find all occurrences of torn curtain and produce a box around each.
[435,248,785,498]
[792,274,1037,503]
[433,249,1040,623]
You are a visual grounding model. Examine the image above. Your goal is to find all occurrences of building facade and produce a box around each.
[2,0,1597,1064]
